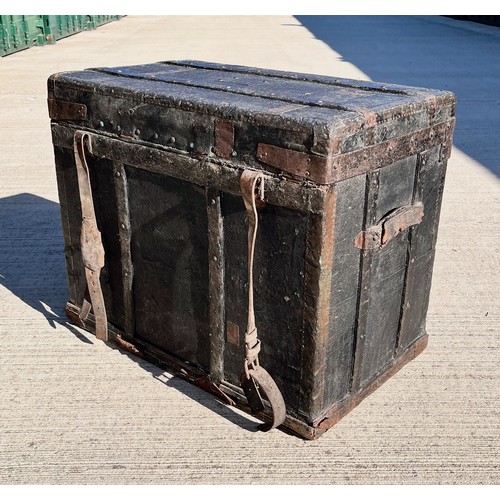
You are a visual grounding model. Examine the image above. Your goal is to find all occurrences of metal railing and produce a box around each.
[1,15,122,56]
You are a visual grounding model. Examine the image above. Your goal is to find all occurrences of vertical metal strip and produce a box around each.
[350,170,380,392]
[113,163,135,339]
[206,188,225,383]
[395,152,426,355]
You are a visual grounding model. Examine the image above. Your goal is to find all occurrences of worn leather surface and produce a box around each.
[73,131,108,342]
[239,170,286,431]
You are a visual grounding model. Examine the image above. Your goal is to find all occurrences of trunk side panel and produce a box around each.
[359,156,417,384]
[398,146,447,351]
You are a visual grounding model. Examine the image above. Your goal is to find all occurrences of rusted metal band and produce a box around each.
[214,119,235,159]
[331,119,455,183]
[51,125,328,214]
[239,170,286,431]
[48,98,87,121]
[256,119,455,184]
[73,131,108,342]
[257,143,327,182]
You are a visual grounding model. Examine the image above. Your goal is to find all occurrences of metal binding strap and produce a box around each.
[239,170,286,431]
[73,131,108,342]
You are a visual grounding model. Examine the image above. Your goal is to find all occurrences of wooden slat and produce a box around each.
[350,170,379,392]
[323,174,366,407]
[302,188,337,419]
[206,188,225,383]
[50,124,328,215]
[113,163,135,339]
[397,146,447,353]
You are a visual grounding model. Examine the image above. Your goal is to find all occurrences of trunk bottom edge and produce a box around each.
[65,302,428,441]
[312,333,429,433]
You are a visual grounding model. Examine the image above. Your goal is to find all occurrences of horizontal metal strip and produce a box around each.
[254,119,454,185]
[330,119,455,183]
[51,124,329,214]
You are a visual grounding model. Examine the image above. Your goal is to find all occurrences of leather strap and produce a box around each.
[240,170,286,431]
[73,131,108,342]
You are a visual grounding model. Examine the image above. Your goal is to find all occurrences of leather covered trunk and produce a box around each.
[48,61,456,439]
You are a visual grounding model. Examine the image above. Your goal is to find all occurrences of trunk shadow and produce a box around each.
[0,192,93,344]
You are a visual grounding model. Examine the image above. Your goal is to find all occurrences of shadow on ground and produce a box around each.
[0,193,91,343]
[113,348,263,434]
[0,192,264,435]
[296,15,500,177]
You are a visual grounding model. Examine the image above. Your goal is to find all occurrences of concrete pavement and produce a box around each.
[0,16,498,484]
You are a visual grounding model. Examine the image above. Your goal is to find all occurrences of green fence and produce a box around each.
[0,15,121,56]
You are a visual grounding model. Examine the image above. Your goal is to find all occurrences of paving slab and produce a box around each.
[0,15,498,485]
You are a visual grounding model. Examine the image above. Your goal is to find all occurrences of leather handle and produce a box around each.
[355,202,424,250]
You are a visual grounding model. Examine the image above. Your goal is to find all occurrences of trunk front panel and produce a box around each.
[126,167,211,371]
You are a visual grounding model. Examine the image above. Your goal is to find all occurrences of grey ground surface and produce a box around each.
[0,16,498,485]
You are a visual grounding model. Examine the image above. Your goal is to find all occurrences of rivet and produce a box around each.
[116,171,121,177]
[121,223,125,229]
[116,125,121,132]
[189,142,195,149]
[153,133,159,140]
[98,121,104,128]
[231,151,237,157]
[135,129,141,136]
[170,137,176,144]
